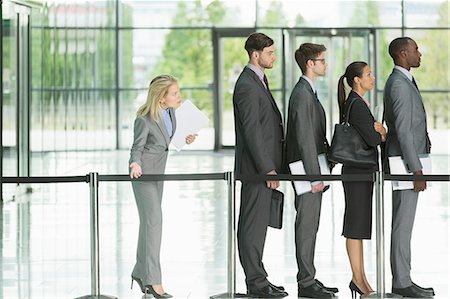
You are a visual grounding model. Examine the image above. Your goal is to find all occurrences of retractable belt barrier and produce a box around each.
[1,172,448,299]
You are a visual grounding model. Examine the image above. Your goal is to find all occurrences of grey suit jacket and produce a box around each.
[384,68,431,173]
[285,77,328,176]
[233,66,284,176]
[129,109,176,174]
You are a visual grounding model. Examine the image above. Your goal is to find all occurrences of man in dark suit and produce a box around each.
[384,37,434,298]
[233,32,287,298]
[285,43,338,298]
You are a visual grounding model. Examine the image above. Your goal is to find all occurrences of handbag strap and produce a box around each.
[343,97,358,125]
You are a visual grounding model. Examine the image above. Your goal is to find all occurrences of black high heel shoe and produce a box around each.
[349,281,364,299]
[147,285,173,298]
[131,276,149,294]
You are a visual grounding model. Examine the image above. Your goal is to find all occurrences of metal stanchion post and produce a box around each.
[375,170,385,294]
[227,171,236,296]
[211,171,244,299]
[368,151,397,299]
[75,172,117,299]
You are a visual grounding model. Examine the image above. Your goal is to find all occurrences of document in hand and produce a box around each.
[171,100,209,151]
[388,155,431,190]
[289,154,331,196]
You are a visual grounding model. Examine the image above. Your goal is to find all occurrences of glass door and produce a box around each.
[284,29,375,139]
[1,1,31,200]
[212,28,255,149]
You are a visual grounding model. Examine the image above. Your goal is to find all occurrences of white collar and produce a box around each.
[301,75,316,94]
[394,65,413,81]
[247,63,265,82]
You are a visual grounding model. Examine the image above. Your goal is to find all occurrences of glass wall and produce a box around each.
[31,1,118,152]
[1,0,444,175]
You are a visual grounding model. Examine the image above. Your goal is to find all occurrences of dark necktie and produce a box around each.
[263,74,270,91]
[412,77,419,90]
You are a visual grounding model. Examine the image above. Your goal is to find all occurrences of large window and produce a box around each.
[21,0,449,171]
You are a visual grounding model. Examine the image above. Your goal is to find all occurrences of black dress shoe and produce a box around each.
[268,282,285,291]
[413,282,435,295]
[147,285,173,298]
[392,284,433,298]
[298,282,335,298]
[248,285,288,298]
[315,279,339,293]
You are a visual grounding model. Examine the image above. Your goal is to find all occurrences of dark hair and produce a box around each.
[388,37,413,62]
[337,61,368,123]
[295,43,327,74]
[245,32,274,59]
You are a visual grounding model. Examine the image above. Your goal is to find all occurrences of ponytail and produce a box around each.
[337,61,368,123]
[337,74,347,123]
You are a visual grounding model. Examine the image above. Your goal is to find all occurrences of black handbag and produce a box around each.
[328,98,377,168]
[269,190,284,229]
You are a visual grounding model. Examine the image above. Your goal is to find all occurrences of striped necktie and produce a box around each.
[263,74,270,91]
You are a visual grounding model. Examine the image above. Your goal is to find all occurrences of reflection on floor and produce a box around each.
[1,150,449,299]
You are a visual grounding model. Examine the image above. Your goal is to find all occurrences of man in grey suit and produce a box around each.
[384,37,434,298]
[285,43,338,298]
[233,32,287,298]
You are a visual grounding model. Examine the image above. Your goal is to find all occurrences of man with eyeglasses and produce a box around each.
[285,43,338,298]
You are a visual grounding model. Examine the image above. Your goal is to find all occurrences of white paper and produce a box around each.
[374,105,383,122]
[388,155,432,190]
[289,154,331,196]
[171,100,209,151]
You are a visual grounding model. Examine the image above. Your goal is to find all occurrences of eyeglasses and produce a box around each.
[311,58,326,64]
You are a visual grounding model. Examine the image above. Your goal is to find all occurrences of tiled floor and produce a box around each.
[1,150,449,299]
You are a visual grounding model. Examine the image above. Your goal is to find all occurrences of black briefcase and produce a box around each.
[269,190,284,229]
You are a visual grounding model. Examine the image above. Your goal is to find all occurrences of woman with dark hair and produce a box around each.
[337,61,386,298]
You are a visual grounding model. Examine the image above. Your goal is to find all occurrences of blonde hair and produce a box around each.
[136,74,178,121]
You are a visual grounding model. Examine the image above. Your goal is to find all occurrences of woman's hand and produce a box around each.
[374,121,386,141]
[185,134,198,145]
[130,162,142,178]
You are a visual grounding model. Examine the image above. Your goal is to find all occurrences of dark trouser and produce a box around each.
[237,182,272,290]
[295,191,322,288]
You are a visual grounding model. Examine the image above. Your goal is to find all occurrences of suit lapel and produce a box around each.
[155,113,171,147]
[169,107,176,140]
[350,91,374,121]
[244,67,282,118]
[394,69,427,117]
[393,69,422,99]
[300,77,327,135]
[391,69,431,152]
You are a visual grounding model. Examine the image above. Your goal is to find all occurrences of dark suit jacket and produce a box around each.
[383,68,430,173]
[285,77,328,176]
[233,66,284,176]
[344,91,382,170]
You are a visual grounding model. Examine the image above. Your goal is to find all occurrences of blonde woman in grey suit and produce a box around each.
[129,75,196,298]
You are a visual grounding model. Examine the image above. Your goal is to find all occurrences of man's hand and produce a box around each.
[266,170,280,189]
[413,170,426,192]
[311,181,325,193]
